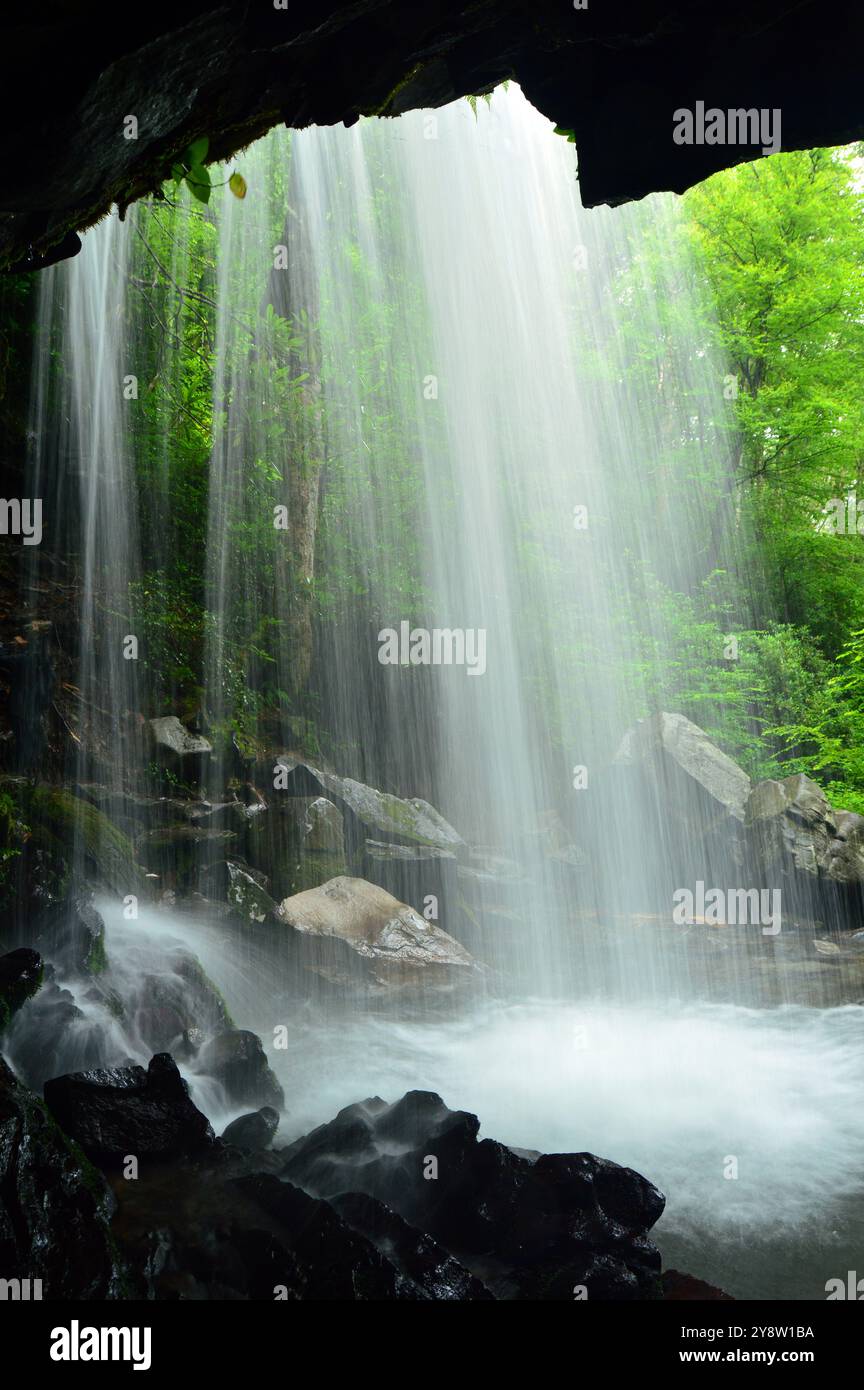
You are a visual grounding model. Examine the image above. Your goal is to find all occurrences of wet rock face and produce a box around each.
[43,1053,215,1167]
[0,1058,120,1299]
[746,773,864,886]
[0,946,42,1030]
[5,2,864,271]
[280,1089,665,1299]
[197,1029,284,1111]
[33,894,106,976]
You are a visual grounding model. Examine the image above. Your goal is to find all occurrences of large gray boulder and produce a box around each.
[615,711,751,822]
[275,876,476,990]
[269,758,465,853]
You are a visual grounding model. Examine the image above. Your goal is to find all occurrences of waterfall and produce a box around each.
[6,84,864,1301]
[287,88,748,994]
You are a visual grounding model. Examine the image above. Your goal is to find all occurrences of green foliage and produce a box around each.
[671,146,864,801]
[0,789,29,889]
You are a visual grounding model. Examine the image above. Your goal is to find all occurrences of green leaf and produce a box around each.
[186,136,209,166]
[185,164,211,204]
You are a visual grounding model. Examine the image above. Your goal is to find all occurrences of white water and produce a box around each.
[10,900,854,1300]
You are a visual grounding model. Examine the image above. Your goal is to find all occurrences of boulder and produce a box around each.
[268,758,465,854]
[34,894,107,975]
[303,797,345,853]
[43,1052,215,1166]
[0,1057,121,1298]
[825,810,864,884]
[745,774,864,890]
[220,860,276,923]
[274,876,477,990]
[126,949,234,1054]
[0,947,42,1031]
[148,715,212,777]
[197,1028,284,1110]
[281,1090,665,1299]
[243,795,348,899]
[615,711,751,822]
[221,1105,280,1152]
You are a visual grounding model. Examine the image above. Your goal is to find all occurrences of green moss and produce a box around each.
[85,931,108,976]
[3,782,144,898]
[287,851,347,896]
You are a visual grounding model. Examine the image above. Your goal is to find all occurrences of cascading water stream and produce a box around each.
[6,84,864,1300]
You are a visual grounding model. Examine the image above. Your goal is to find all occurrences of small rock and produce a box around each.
[197,1028,284,1110]
[221,1106,280,1152]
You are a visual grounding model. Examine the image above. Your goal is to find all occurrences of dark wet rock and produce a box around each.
[281,1089,665,1299]
[2,973,106,1089]
[136,824,238,887]
[3,783,142,924]
[43,1053,215,1167]
[302,797,345,853]
[329,1190,492,1300]
[34,893,107,975]
[244,794,347,899]
[224,861,276,924]
[127,949,234,1054]
[221,1106,280,1152]
[0,1057,121,1298]
[197,1028,284,1110]
[274,876,477,992]
[0,946,42,1031]
[8,3,864,280]
[115,1165,419,1301]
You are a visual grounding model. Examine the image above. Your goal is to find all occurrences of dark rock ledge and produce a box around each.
[2,1,864,271]
[1,1049,677,1300]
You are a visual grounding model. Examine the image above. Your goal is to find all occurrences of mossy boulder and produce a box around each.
[1,781,144,920]
[34,895,108,976]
